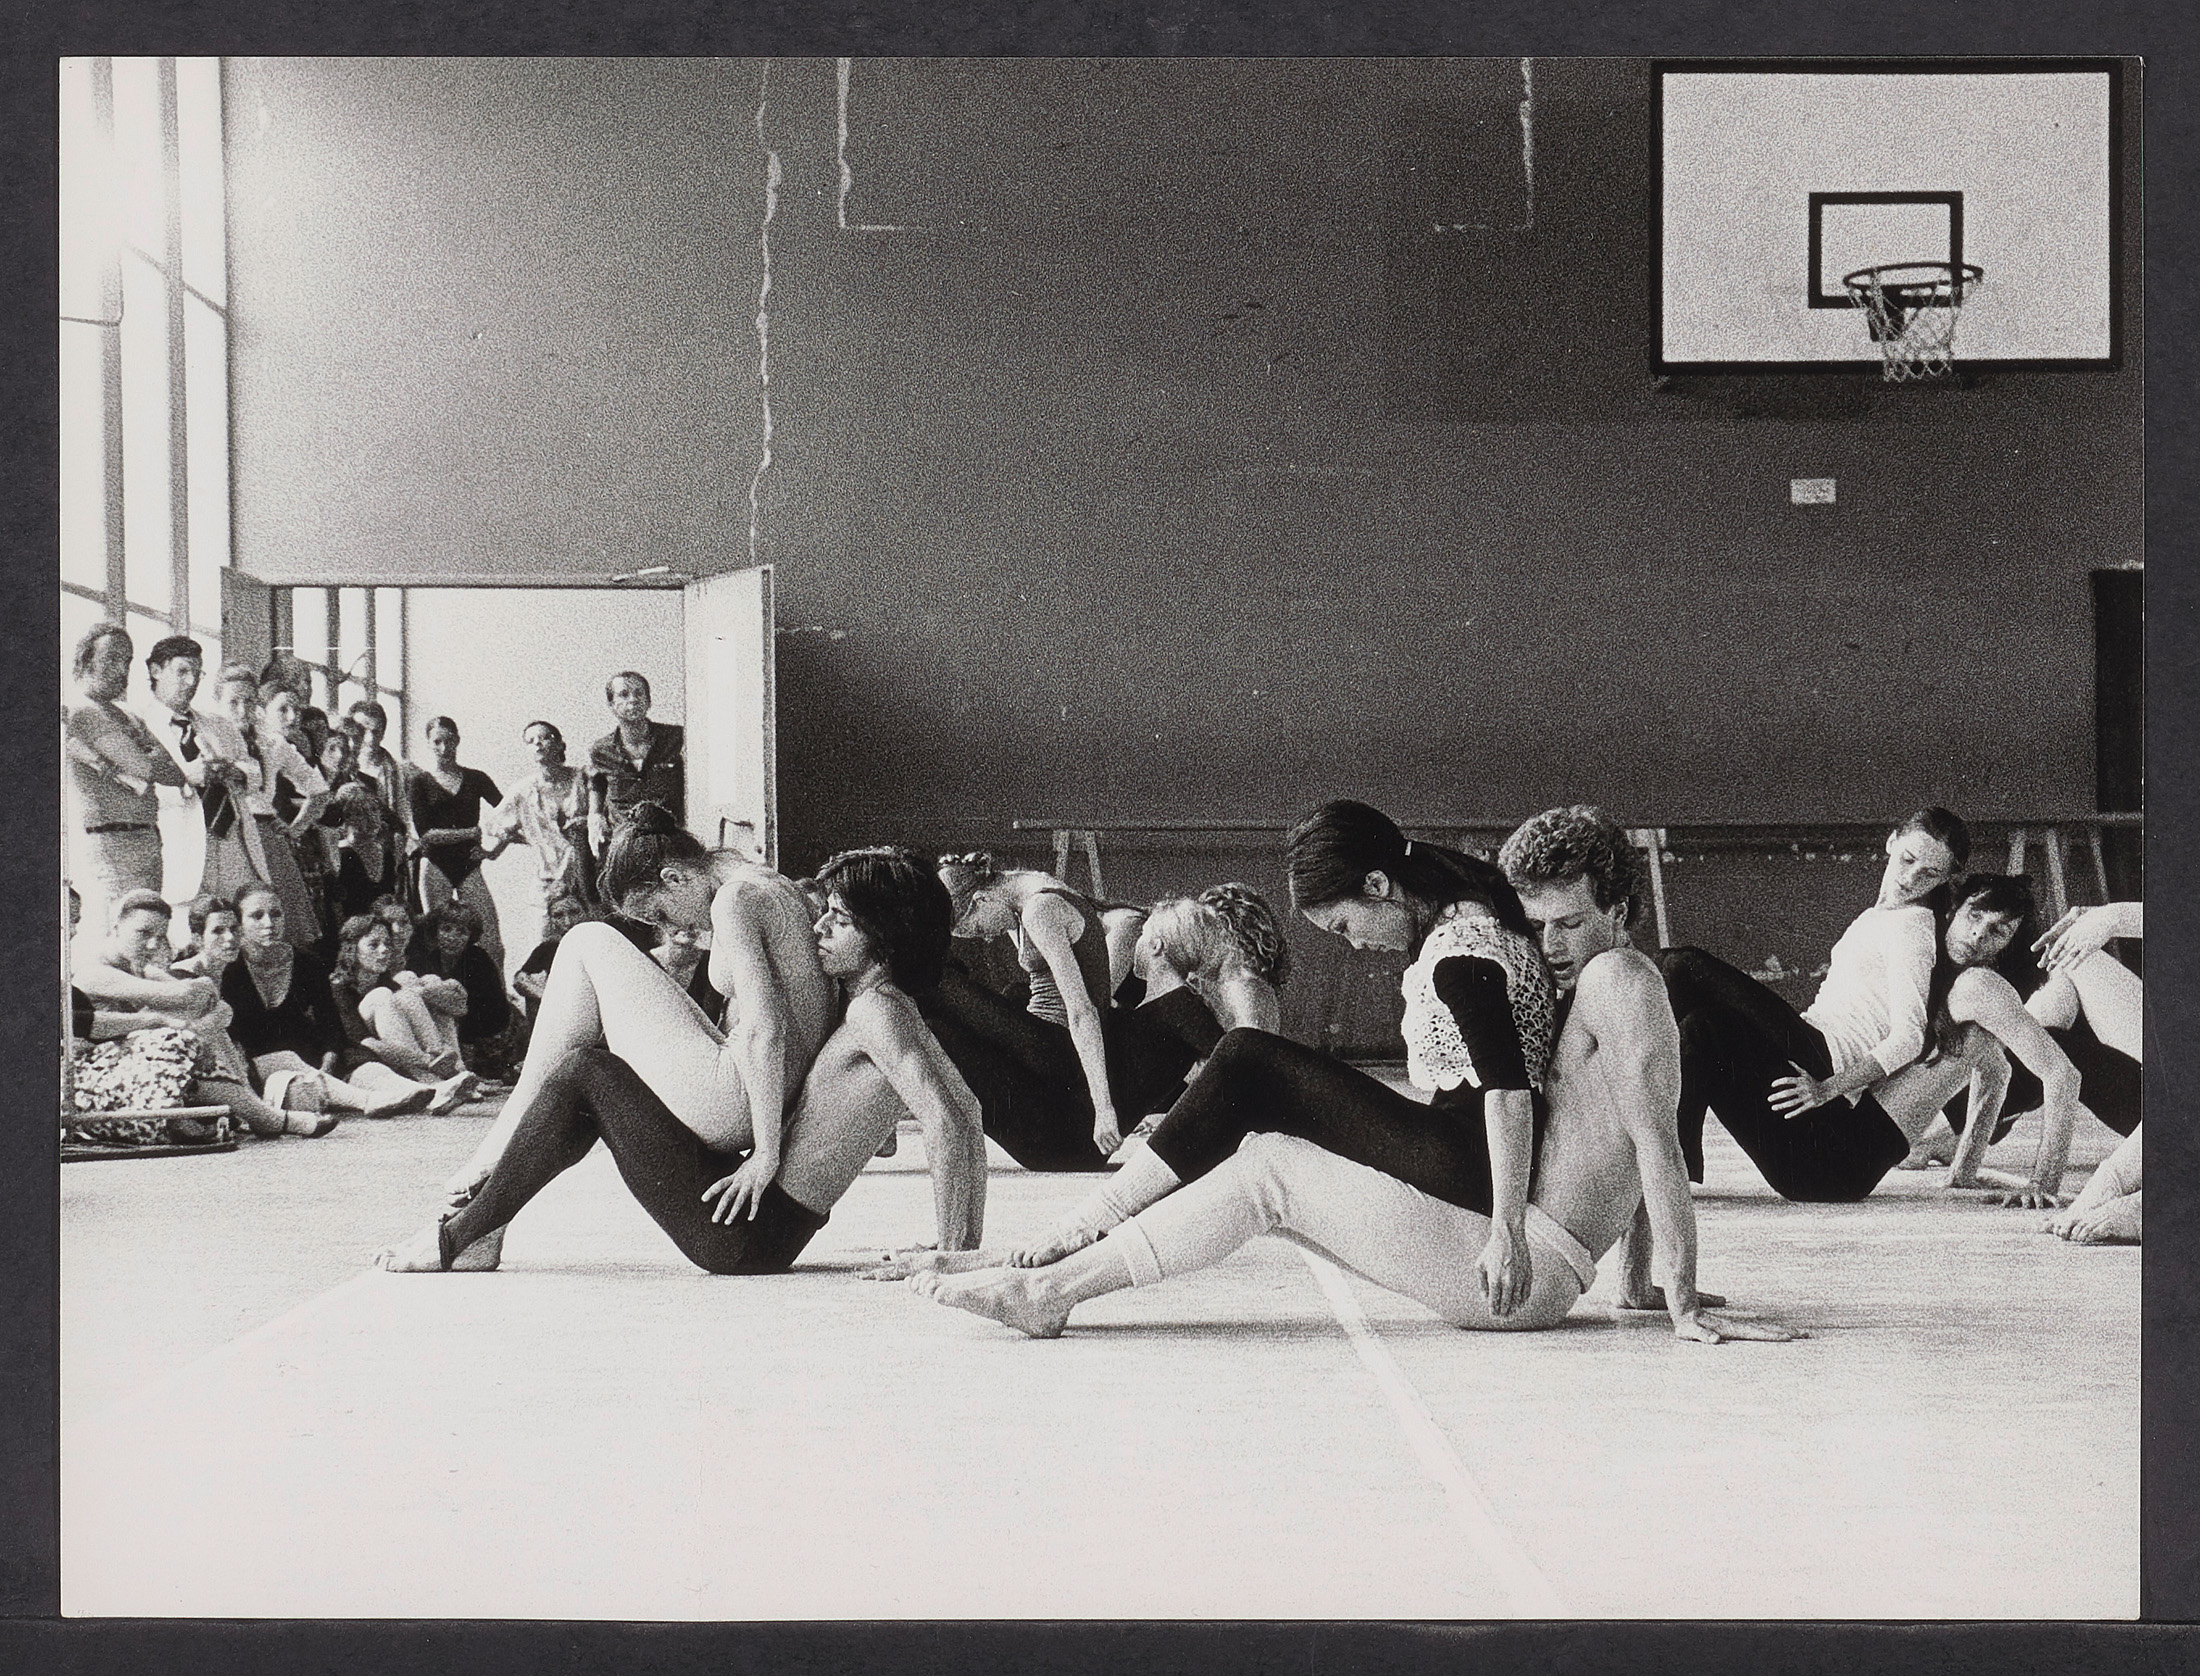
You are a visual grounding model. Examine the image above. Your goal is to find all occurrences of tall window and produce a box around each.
[59,56,229,679]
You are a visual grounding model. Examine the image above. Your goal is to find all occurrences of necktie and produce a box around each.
[171,713,199,762]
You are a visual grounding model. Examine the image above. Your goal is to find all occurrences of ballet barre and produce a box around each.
[1010,813,2141,949]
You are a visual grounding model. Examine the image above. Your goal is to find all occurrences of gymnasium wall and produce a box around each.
[223,58,2142,1048]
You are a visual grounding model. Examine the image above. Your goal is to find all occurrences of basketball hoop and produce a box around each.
[1843,261,1986,382]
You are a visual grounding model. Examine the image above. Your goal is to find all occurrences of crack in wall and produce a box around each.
[836,58,906,232]
[748,62,781,565]
[1517,57,1535,233]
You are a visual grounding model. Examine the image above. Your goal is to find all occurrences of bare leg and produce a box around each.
[2028,952,2142,1062]
[451,922,734,1190]
[1899,1113,1959,1169]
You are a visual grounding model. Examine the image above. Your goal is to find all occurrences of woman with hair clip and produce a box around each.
[407,715,505,972]
[896,799,1560,1312]
[1652,806,1971,1203]
[920,850,1127,1169]
[374,844,987,1274]
[434,801,837,1237]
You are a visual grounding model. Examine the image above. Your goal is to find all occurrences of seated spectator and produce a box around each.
[407,902,523,1081]
[219,883,449,1120]
[512,893,595,1021]
[327,913,477,1110]
[70,888,331,1141]
[652,920,728,1028]
[170,892,242,983]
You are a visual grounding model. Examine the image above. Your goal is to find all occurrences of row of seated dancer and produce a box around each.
[371,797,2143,1347]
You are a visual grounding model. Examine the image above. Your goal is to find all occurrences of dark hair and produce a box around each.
[1285,800,1532,942]
[606,670,652,705]
[233,881,284,916]
[1197,882,1292,987]
[600,801,712,911]
[425,714,460,742]
[1924,872,2042,1061]
[371,894,413,926]
[184,893,237,936]
[425,901,482,942]
[523,720,565,750]
[112,889,171,923]
[145,635,203,673]
[816,846,955,992]
[1497,806,1650,929]
[1895,806,1971,869]
[74,622,132,679]
[347,699,389,730]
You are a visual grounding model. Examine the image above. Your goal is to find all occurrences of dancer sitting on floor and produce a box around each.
[374,841,987,1274]
[904,805,1797,1346]
[2031,902,2144,1244]
[1652,807,1968,1203]
[894,800,1553,1294]
[918,850,1129,1169]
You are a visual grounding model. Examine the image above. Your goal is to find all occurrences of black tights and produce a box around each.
[1145,1028,1521,1216]
[914,968,1108,1172]
[1654,947,1909,1203]
[440,1049,826,1274]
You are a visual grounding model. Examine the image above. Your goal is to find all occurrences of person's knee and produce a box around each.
[1229,1131,1303,1233]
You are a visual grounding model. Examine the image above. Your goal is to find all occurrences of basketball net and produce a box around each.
[1843,262,1986,383]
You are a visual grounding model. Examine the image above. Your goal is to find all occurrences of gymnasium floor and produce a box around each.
[59,1087,2136,1621]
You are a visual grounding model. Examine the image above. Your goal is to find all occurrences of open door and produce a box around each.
[221,568,274,674]
[683,566,777,867]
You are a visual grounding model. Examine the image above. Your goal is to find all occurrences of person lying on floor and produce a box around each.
[373,832,985,1274]
[899,804,1796,1347]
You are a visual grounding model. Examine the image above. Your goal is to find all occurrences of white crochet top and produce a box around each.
[1399,910,1557,1095]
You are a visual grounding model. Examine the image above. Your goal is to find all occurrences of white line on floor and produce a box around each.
[1298,1248,1564,1617]
[76,1270,381,1431]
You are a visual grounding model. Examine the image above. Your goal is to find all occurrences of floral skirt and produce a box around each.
[68,1028,232,1147]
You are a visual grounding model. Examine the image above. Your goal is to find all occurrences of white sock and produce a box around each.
[1055,1145,1182,1243]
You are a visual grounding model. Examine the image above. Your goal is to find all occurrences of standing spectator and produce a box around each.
[65,624,185,942]
[201,664,327,951]
[261,681,333,943]
[586,671,685,859]
[345,700,410,833]
[135,636,239,913]
[409,715,506,971]
[482,720,591,944]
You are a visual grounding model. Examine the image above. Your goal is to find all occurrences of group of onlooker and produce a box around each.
[63,619,689,1150]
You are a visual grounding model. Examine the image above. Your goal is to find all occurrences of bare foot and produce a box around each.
[1897,1143,1953,1170]
[2057,1196,2141,1245]
[909,1267,1072,1338]
[864,1248,993,1281]
[1615,1286,1727,1312]
[371,1220,448,1271]
[1007,1226,1100,1268]
[285,1110,340,1138]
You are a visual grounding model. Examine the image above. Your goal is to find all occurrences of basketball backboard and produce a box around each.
[1653,60,2122,373]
